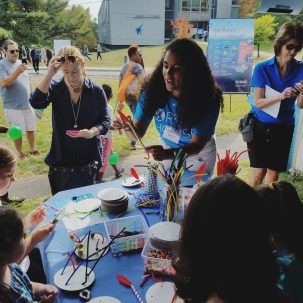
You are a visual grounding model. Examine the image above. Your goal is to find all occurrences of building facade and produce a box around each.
[98,0,239,48]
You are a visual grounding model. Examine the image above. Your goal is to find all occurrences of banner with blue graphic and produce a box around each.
[207,19,254,93]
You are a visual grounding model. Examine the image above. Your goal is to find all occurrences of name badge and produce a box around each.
[162,126,181,144]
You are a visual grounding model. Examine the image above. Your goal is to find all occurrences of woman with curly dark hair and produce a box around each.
[114,38,223,175]
[172,174,292,303]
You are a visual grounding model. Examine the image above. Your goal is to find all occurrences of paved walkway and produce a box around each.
[9,133,247,199]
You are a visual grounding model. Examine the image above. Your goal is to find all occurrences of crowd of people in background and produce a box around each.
[0,20,303,302]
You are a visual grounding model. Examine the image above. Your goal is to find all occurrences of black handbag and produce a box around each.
[238,112,254,142]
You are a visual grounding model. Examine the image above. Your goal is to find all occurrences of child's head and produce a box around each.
[102,84,113,101]
[172,174,278,303]
[0,146,16,197]
[255,181,303,261]
[0,205,24,265]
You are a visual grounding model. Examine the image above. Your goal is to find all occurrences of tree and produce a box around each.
[239,0,260,17]
[0,0,97,48]
[0,27,12,44]
[171,18,193,39]
[254,15,277,57]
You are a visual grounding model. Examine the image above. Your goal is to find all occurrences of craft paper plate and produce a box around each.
[88,297,121,303]
[75,233,110,260]
[146,282,183,303]
[149,221,181,242]
[148,221,181,251]
[54,265,95,292]
[72,198,101,212]
[97,188,127,202]
[121,176,144,187]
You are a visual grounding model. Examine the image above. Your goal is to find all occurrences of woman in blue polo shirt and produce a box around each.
[114,38,223,176]
[248,22,303,186]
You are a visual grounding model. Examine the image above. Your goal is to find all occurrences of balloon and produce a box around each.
[8,126,22,140]
[109,151,119,165]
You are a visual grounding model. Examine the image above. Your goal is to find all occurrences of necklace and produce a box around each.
[70,93,82,128]
[65,78,84,93]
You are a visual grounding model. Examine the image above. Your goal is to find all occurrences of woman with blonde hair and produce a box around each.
[30,45,110,194]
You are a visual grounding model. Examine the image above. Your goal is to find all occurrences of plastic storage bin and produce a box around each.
[141,238,174,276]
[104,215,149,256]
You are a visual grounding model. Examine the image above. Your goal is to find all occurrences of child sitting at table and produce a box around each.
[255,181,303,303]
[0,145,56,283]
[0,205,58,302]
[172,174,292,303]
[98,84,124,182]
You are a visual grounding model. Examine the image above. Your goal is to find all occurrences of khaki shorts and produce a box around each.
[4,108,36,132]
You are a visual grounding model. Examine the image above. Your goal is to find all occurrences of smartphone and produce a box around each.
[21,58,27,64]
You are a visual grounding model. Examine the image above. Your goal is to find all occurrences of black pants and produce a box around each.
[32,59,39,72]
[48,161,99,195]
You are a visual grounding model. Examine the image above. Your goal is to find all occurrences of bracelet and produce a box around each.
[87,129,94,139]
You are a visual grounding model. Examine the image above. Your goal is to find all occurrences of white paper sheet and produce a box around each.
[62,202,108,231]
[261,85,281,118]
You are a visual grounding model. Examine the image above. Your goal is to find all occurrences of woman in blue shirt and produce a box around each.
[248,22,303,186]
[114,38,223,176]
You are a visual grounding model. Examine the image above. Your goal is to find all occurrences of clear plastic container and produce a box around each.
[104,215,149,256]
[141,238,175,276]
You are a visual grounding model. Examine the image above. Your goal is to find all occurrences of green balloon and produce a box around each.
[8,126,22,140]
[109,151,119,165]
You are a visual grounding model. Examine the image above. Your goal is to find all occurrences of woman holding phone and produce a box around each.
[30,45,110,194]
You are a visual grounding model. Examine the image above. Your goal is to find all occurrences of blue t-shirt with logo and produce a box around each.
[135,93,219,148]
[249,57,303,124]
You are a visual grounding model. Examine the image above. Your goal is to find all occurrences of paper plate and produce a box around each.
[75,233,109,260]
[88,297,121,303]
[54,265,95,292]
[146,282,183,303]
[149,221,181,242]
[73,198,101,213]
[97,188,127,202]
[121,176,144,187]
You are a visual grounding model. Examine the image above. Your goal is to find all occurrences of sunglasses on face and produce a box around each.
[8,49,19,54]
[285,44,301,52]
[56,55,79,63]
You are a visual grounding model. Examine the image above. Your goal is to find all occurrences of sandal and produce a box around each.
[29,150,40,156]
[129,145,136,150]
[18,152,26,160]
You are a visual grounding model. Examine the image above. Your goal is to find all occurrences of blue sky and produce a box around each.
[68,0,102,20]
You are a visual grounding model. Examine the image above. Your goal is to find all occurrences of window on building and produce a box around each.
[201,0,209,11]
[232,0,239,5]
[180,0,209,12]
[182,0,190,11]
[192,0,200,11]
[166,0,174,9]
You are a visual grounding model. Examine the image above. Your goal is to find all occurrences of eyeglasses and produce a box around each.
[56,55,79,63]
[8,49,19,54]
[285,44,301,52]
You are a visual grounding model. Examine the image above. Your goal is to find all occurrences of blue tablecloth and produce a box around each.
[38,179,163,303]
[38,171,203,302]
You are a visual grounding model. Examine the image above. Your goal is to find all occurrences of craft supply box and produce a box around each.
[141,238,174,276]
[104,215,149,256]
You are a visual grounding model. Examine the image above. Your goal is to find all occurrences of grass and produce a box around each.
[1,41,303,214]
